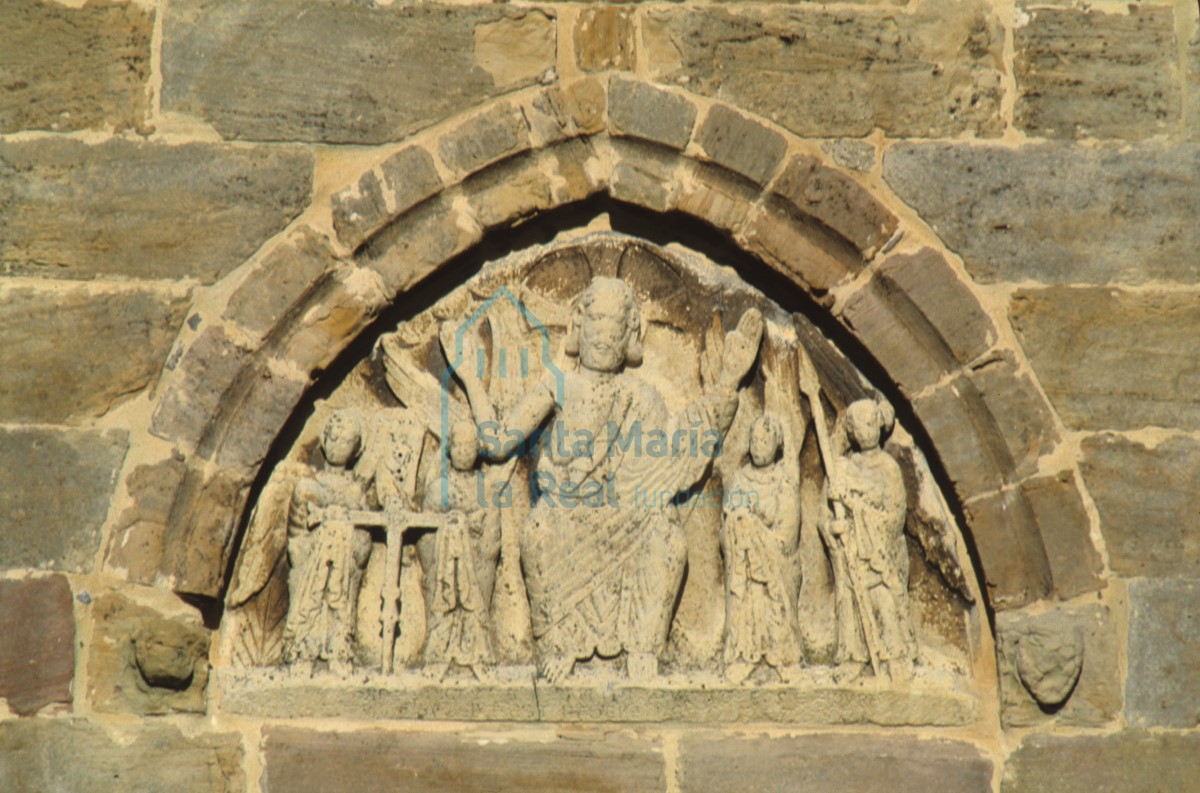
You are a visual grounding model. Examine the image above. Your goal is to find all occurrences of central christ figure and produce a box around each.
[465,277,762,683]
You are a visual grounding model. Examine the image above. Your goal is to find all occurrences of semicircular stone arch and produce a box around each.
[102,75,1102,629]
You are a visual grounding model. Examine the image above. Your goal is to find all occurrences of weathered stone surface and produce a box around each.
[108,456,253,598]
[609,79,698,150]
[163,1,555,144]
[527,79,607,145]
[463,154,556,230]
[105,455,188,585]
[262,727,665,792]
[998,602,1122,727]
[740,207,862,295]
[1014,4,1179,140]
[0,719,243,793]
[883,143,1200,284]
[772,154,898,257]
[679,733,992,793]
[209,367,310,470]
[609,138,682,213]
[823,139,876,173]
[1021,471,1104,599]
[695,105,787,187]
[643,2,1003,138]
[576,6,636,72]
[1003,731,1200,793]
[961,487,1052,610]
[967,352,1059,478]
[841,248,996,394]
[362,197,483,297]
[1010,288,1200,430]
[151,326,252,449]
[0,139,312,282]
[277,269,389,374]
[1126,578,1200,728]
[0,428,128,573]
[223,227,338,341]
[0,576,74,716]
[1189,30,1200,141]
[88,593,210,716]
[438,102,532,177]
[222,669,978,725]
[0,285,188,423]
[0,0,151,134]
[676,162,761,235]
[1081,434,1200,577]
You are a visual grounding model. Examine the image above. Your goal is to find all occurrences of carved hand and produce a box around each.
[719,307,764,391]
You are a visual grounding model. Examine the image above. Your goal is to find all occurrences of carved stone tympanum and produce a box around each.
[220,232,981,724]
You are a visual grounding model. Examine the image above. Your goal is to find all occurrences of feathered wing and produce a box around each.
[227,460,307,609]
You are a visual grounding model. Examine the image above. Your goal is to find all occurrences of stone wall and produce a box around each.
[2,0,1198,790]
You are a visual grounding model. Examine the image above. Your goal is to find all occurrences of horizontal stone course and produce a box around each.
[162,1,555,144]
[1010,287,1200,431]
[1003,730,1200,793]
[0,720,243,793]
[0,139,312,283]
[1081,434,1200,577]
[643,2,1003,138]
[679,733,993,793]
[1126,578,1200,728]
[0,285,188,424]
[1014,3,1179,140]
[0,575,74,716]
[883,143,1200,285]
[0,0,152,134]
[0,427,129,573]
[262,727,665,793]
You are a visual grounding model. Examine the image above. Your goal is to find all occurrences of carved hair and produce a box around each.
[753,412,784,455]
[564,277,644,365]
[322,409,363,462]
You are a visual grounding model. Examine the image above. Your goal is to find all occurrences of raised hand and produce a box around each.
[719,307,764,391]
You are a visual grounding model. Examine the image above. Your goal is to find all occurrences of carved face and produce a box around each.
[322,413,361,467]
[576,279,637,373]
[749,415,781,467]
[449,421,478,471]
[845,400,882,451]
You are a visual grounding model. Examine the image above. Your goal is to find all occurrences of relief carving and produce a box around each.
[221,233,981,721]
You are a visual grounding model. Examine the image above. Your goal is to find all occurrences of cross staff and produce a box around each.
[795,347,885,678]
[327,508,463,674]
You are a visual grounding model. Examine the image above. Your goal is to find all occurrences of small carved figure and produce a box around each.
[282,411,374,675]
[464,276,763,683]
[720,413,803,683]
[817,399,916,682]
[417,420,501,674]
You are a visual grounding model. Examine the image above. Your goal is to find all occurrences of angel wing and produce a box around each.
[227,460,307,609]
[379,332,471,432]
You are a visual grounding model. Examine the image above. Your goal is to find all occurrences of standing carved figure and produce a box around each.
[461,277,763,682]
[817,399,917,682]
[721,413,803,683]
[282,411,373,675]
[417,420,501,674]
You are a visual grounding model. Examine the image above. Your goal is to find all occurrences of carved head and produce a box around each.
[448,419,478,472]
[565,277,643,372]
[322,411,362,468]
[749,413,783,468]
[845,399,896,452]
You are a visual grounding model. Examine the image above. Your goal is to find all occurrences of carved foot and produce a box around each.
[724,661,754,685]
[627,652,658,683]
[539,654,575,684]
